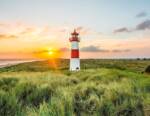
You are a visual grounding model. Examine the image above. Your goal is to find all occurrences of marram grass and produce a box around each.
[0,59,150,116]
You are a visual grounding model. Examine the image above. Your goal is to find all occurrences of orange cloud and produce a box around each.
[0,34,17,39]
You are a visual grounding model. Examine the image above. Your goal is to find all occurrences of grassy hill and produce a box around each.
[0,59,150,116]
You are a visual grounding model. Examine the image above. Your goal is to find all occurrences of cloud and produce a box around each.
[76,26,83,31]
[19,27,36,35]
[114,19,150,33]
[112,49,131,53]
[136,12,147,18]
[76,26,88,35]
[75,26,96,35]
[0,34,17,39]
[32,50,48,54]
[114,27,130,33]
[80,45,131,53]
[80,45,109,52]
[32,47,70,54]
[136,19,150,30]
[59,47,69,52]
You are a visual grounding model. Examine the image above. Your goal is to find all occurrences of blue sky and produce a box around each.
[0,0,150,59]
[1,0,150,33]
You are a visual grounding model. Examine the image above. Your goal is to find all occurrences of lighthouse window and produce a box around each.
[76,67,79,70]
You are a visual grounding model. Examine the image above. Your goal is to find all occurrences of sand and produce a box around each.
[0,60,38,68]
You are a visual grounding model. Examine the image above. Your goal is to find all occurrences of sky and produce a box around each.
[0,0,150,59]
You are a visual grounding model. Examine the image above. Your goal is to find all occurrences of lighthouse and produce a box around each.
[69,30,80,71]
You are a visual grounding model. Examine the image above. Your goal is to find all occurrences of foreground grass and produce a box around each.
[0,59,150,116]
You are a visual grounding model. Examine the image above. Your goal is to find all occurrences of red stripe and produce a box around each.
[69,37,80,42]
[71,49,79,58]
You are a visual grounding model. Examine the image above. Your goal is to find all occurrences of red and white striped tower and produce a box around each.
[69,30,80,71]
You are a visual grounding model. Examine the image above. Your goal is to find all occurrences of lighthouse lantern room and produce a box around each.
[69,30,80,71]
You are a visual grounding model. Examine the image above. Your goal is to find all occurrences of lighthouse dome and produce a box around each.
[71,30,79,36]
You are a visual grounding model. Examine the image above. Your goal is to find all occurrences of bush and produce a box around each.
[98,101,115,116]
[104,89,144,116]
[139,78,150,92]
[27,86,54,107]
[73,85,105,115]
[0,91,21,116]
[0,78,18,91]
[15,83,54,107]
[145,65,150,73]
[73,84,144,116]
[65,77,80,86]
[15,83,37,106]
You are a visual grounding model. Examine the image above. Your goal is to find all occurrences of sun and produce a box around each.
[48,48,54,56]
[34,47,63,59]
[48,51,53,55]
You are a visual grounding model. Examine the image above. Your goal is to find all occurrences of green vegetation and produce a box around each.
[145,65,150,74]
[0,59,150,116]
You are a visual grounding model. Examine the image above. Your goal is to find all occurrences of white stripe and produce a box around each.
[71,41,79,49]
[70,58,80,71]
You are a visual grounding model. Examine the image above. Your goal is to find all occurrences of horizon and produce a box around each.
[0,0,150,59]
[0,57,150,60]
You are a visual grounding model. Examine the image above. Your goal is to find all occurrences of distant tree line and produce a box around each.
[137,58,150,60]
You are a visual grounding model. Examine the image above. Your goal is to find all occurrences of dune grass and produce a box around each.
[0,59,150,116]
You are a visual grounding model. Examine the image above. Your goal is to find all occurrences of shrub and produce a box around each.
[145,65,150,73]
[73,85,105,115]
[0,78,18,91]
[139,78,150,92]
[27,96,74,116]
[65,77,80,86]
[15,83,37,106]
[115,99,144,116]
[73,84,144,116]
[104,89,144,116]
[27,86,54,107]
[15,83,54,107]
[98,101,115,116]
[0,91,21,116]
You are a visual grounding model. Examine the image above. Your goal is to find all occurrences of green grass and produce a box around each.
[0,59,150,116]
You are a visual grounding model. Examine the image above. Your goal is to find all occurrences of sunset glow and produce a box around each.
[0,0,150,59]
[48,51,53,55]
[47,48,61,58]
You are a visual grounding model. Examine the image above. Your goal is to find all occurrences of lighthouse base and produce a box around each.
[70,58,80,71]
